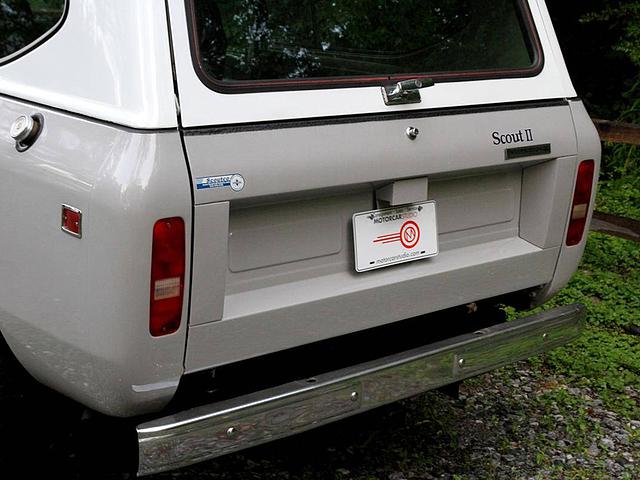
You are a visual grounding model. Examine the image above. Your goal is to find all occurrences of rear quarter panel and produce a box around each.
[0,98,191,417]
[536,100,602,303]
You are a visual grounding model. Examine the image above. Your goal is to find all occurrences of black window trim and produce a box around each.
[185,0,545,95]
[0,0,70,67]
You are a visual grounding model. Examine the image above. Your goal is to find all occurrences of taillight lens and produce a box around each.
[566,160,595,247]
[150,217,185,337]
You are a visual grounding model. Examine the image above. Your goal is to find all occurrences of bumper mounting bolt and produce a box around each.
[351,391,359,402]
[458,358,465,368]
[226,427,236,438]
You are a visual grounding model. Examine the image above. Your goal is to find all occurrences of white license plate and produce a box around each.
[353,201,438,272]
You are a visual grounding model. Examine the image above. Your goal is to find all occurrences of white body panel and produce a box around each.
[0,97,192,416]
[0,0,177,129]
[0,0,578,130]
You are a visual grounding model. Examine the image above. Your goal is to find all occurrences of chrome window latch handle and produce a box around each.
[382,78,435,106]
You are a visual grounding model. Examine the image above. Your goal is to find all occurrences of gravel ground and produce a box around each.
[150,361,639,480]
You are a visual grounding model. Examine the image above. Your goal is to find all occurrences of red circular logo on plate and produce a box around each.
[400,221,420,249]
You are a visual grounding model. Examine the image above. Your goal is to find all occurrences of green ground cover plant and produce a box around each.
[530,181,640,420]
[597,176,640,220]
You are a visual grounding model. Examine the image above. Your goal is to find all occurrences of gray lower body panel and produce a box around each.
[137,303,585,475]
[187,238,560,371]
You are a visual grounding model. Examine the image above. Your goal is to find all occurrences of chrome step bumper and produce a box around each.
[137,304,585,476]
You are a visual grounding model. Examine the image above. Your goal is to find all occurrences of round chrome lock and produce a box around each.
[406,126,420,140]
[10,115,36,143]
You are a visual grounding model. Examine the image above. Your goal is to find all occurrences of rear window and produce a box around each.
[0,0,67,62]
[187,0,542,92]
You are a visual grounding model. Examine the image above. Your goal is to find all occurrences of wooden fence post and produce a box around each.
[592,119,640,146]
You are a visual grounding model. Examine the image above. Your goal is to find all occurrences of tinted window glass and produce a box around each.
[0,0,66,60]
[190,0,537,87]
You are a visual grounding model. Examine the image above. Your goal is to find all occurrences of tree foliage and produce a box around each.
[547,0,639,119]
[0,0,65,58]
[582,2,640,69]
[547,0,640,178]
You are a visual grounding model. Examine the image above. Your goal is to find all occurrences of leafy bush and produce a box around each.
[580,2,640,178]
[533,232,640,418]
[582,3,640,69]
[549,1,639,121]
[596,176,640,219]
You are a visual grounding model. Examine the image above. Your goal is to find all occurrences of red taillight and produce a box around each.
[150,217,185,337]
[566,160,595,247]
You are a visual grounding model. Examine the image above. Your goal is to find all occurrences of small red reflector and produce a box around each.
[566,160,595,246]
[150,217,185,337]
[61,205,82,238]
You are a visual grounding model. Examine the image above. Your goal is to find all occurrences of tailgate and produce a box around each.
[183,102,578,371]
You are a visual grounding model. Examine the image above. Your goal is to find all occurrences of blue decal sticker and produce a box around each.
[196,174,245,191]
